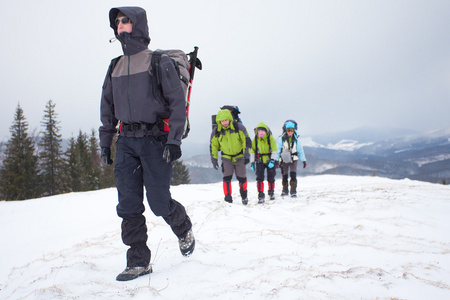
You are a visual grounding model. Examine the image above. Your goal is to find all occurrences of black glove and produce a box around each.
[303,161,307,168]
[101,147,113,165]
[244,158,250,165]
[163,144,182,163]
[212,158,219,170]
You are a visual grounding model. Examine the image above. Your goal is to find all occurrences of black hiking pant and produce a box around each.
[255,162,276,195]
[114,135,192,267]
[255,162,276,184]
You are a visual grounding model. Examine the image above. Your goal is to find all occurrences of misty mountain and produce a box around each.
[183,127,450,185]
[310,126,419,145]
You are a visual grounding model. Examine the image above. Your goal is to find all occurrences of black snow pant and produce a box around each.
[255,162,276,195]
[255,162,276,184]
[114,135,192,267]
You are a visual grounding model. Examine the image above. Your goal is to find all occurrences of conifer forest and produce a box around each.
[0,101,190,201]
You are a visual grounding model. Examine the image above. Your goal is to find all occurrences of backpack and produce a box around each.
[108,47,202,139]
[209,106,252,159]
[210,105,252,152]
[211,105,242,129]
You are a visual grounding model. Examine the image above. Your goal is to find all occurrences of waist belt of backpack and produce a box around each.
[256,152,271,163]
[120,120,165,133]
[221,149,243,158]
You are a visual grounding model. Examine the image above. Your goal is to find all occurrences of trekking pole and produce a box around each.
[186,47,202,118]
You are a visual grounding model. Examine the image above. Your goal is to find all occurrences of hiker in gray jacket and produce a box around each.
[99,6,194,282]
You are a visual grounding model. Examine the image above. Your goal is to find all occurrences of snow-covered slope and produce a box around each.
[1,175,449,299]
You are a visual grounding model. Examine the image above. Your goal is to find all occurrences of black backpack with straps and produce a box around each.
[211,105,243,130]
[209,105,251,158]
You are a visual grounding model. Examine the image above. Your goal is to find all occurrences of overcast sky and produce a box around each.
[1,0,449,145]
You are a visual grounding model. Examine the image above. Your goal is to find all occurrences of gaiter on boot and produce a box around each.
[223,177,232,203]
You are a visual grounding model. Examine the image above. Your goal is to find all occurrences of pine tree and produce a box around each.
[99,136,117,189]
[63,130,103,192]
[87,129,101,190]
[64,136,81,192]
[171,160,190,185]
[0,104,41,200]
[75,131,91,191]
[39,100,65,195]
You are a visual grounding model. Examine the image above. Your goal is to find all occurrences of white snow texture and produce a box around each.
[0,175,449,299]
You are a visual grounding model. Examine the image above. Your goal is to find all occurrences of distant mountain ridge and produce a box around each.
[182,127,450,185]
[311,126,419,144]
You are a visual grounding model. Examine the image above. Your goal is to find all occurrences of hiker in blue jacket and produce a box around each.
[99,7,194,282]
[276,120,307,197]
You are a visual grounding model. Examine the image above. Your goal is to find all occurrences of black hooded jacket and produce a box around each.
[99,6,186,148]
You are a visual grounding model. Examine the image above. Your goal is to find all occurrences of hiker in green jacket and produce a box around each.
[210,109,251,205]
[251,122,278,203]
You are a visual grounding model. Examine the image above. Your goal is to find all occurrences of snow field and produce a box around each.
[0,175,449,299]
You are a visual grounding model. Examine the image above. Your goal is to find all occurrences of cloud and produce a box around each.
[1,0,449,143]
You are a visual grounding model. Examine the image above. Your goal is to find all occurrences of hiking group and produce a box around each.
[210,106,307,205]
[98,6,306,282]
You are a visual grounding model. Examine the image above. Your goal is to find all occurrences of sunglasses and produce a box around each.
[115,17,131,26]
[286,128,295,132]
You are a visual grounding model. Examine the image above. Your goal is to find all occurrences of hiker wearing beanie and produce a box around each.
[250,122,278,203]
[275,120,307,197]
[99,6,194,282]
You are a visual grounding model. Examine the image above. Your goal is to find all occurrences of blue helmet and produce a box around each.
[285,121,296,129]
[282,120,298,131]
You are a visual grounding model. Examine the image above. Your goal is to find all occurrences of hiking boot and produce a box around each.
[258,192,265,204]
[239,186,248,205]
[179,229,195,257]
[240,188,248,205]
[116,265,152,281]
[290,179,297,198]
[268,190,275,200]
[224,195,232,203]
[281,181,289,196]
